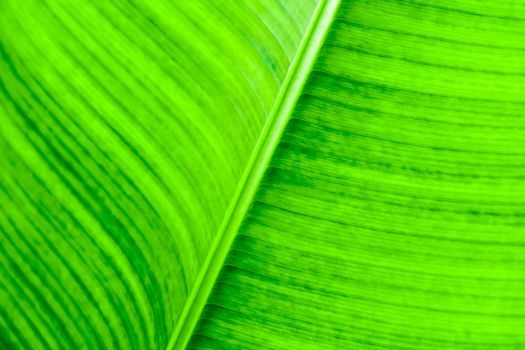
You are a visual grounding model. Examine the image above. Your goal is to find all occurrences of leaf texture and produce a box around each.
[0,0,317,348]
[2,0,525,349]
[189,1,525,349]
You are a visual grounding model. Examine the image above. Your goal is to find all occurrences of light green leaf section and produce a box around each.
[169,1,340,349]
[0,0,318,349]
[190,0,525,349]
[2,0,525,349]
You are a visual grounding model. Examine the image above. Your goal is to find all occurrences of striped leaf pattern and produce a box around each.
[0,0,317,348]
[190,1,525,349]
[2,0,525,349]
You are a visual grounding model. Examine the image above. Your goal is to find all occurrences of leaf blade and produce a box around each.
[190,0,525,348]
[168,1,341,348]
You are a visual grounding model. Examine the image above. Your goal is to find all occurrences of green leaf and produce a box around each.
[2,0,525,349]
[0,0,318,348]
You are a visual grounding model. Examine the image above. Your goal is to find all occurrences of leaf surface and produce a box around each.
[2,0,525,349]
[0,0,317,348]
[188,0,525,349]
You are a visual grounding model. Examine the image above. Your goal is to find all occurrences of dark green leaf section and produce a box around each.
[0,1,317,349]
[191,1,525,348]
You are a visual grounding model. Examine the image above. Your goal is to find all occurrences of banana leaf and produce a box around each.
[1,0,524,349]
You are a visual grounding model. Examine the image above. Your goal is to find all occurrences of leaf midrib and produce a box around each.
[166,1,341,348]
